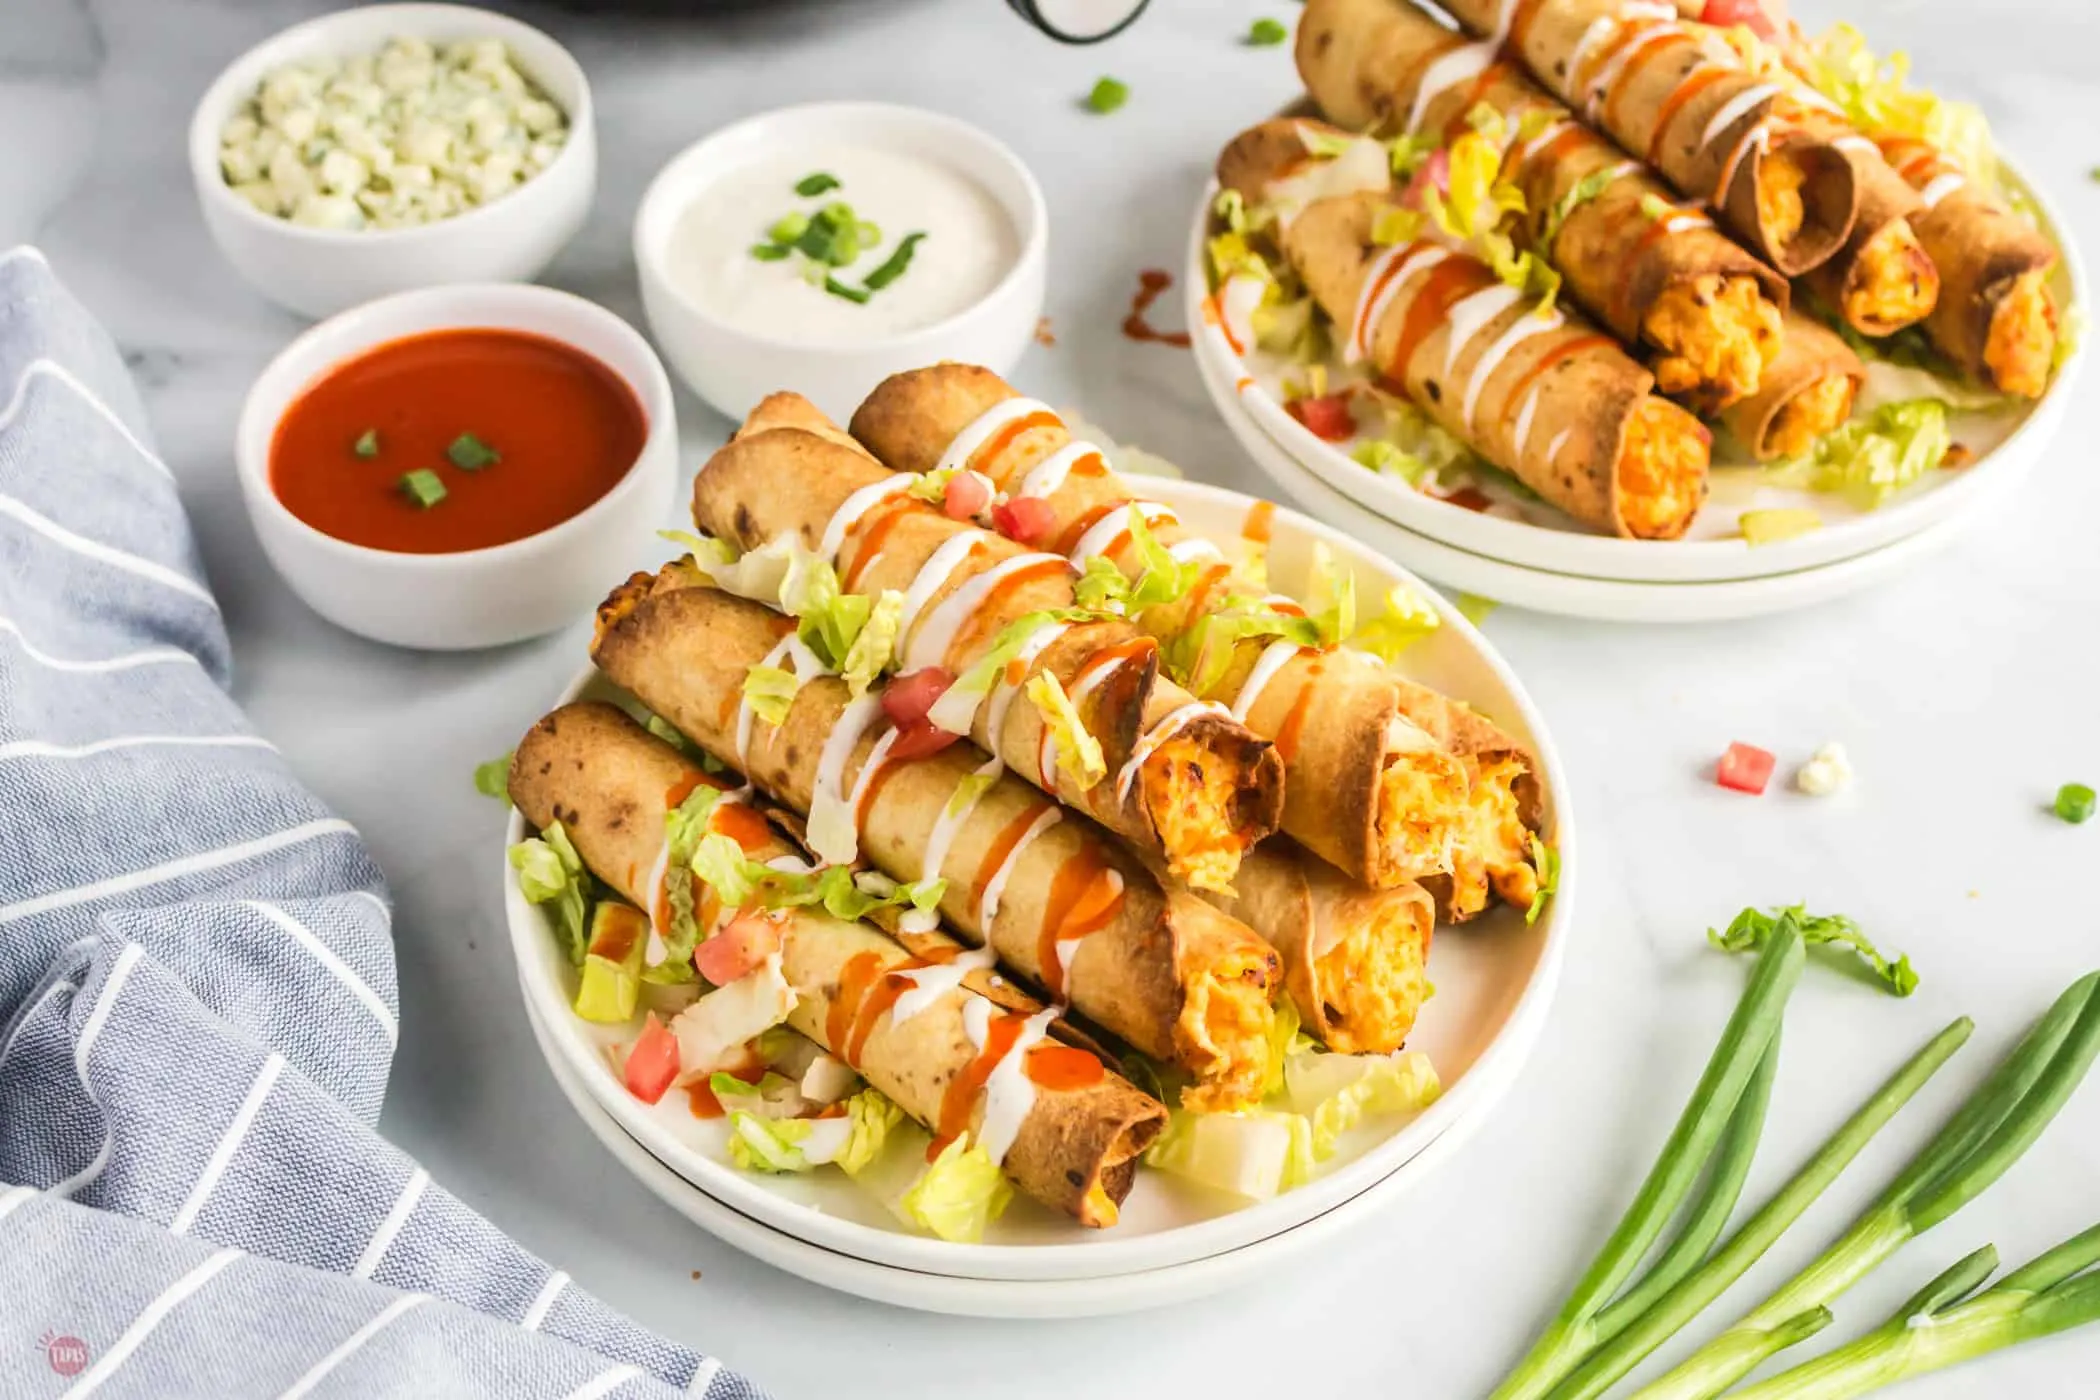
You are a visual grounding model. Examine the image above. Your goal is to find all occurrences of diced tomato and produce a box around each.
[1716,742,1777,795]
[1286,392,1357,443]
[992,495,1058,545]
[623,1013,680,1104]
[943,471,992,520]
[1698,0,1778,37]
[886,720,963,761]
[1401,147,1450,210]
[883,667,954,728]
[694,908,781,986]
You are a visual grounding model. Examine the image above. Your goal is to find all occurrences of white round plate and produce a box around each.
[503,477,1573,1281]
[527,976,1544,1314]
[1187,156,2082,585]
[1193,300,2021,623]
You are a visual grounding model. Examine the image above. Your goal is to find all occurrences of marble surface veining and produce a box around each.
[5,0,2100,1395]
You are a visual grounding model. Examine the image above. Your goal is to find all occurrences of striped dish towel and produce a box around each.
[0,248,761,1399]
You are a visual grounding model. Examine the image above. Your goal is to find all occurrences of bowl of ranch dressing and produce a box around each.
[634,103,1046,423]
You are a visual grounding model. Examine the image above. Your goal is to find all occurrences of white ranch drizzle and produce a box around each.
[1512,385,1543,460]
[1711,122,1769,207]
[898,906,941,935]
[1700,83,1779,149]
[1230,638,1305,723]
[1834,134,1878,157]
[1441,284,1528,385]
[818,476,915,566]
[1168,537,1226,566]
[1016,441,1103,503]
[1546,426,1573,463]
[808,694,884,866]
[934,397,1057,480]
[895,530,989,654]
[1464,308,1564,434]
[921,757,1001,884]
[1582,25,1670,120]
[1564,17,1621,98]
[977,617,1074,748]
[1036,647,1139,789]
[979,806,1062,926]
[1069,500,1178,567]
[1405,40,1499,136]
[795,1117,855,1166]
[888,945,998,1027]
[903,550,1070,674]
[1052,870,1125,990]
[1919,172,1966,210]
[958,1000,1058,1165]
[1349,244,1448,365]
[1115,702,1229,803]
[1512,116,1573,168]
[843,727,901,825]
[736,634,824,769]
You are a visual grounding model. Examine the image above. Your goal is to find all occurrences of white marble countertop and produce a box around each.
[8,0,2100,1394]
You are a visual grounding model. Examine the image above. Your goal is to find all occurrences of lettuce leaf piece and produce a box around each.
[660,786,731,965]
[783,553,871,672]
[1764,397,1951,510]
[1371,205,1422,247]
[1350,583,1441,663]
[711,1070,808,1120]
[1251,295,1323,363]
[905,467,955,504]
[902,1136,1014,1242]
[574,903,648,1023]
[1351,439,1431,483]
[727,1113,819,1172]
[1122,508,1201,616]
[1740,507,1824,546]
[1167,600,1325,699]
[1799,22,1997,193]
[1709,905,1918,997]
[1538,165,1618,250]
[658,529,739,576]
[928,608,1094,736]
[1213,186,1249,235]
[741,664,800,727]
[1526,835,1559,927]
[671,955,798,1075]
[679,532,805,605]
[1025,672,1107,788]
[1299,126,1357,159]
[1074,556,1134,615]
[643,714,696,757]
[841,589,904,698]
[1282,1048,1443,1159]
[1262,997,1302,1099]
[1303,542,1357,648]
[473,752,511,803]
[1145,1109,1311,1200]
[832,1088,905,1175]
[688,831,774,911]
[1386,130,1441,178]
[810,865,946,923]
[510,822,592,964]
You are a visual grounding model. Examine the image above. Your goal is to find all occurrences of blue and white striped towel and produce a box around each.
[0,248,762,1400]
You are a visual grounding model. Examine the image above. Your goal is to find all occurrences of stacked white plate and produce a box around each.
[1185,160,2085,623]
[504,479,1574,1316]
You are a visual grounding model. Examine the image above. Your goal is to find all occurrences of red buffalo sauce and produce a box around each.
[1241,498,1276,547]
[685,1061,765,1119]
[946,557,1072,663]
[1274,661,1325,763]
[972,409,1063,489]
[840,496,917,591]
[1024,1043,1105,1092]
[1122,270,1192,348]
[932,1010,1027,1158]
[974,803,1055,904]
[1648,66,1735,164]
[1499,333,1619,431]
[269,328,645,553]
[1036,849,1126,1001]
[710,802,776,854]
[1389,259,1498,385]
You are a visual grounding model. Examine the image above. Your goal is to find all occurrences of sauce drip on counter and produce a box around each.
[1122,269,1192,348]
[270,328,645,554]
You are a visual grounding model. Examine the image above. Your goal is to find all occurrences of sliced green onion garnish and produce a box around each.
[862,232,926,292]
[400,469,447,508]
[795,172,840,197]
[824,276,872,305]
[750,242,791,262]
[768,212,810,244]
[353,428,379,459]
[856,220,882,247]
[1247,17,1288,44]
[2056,783,2096,824]
[447,432,500,470]
[1086,77,1129,114]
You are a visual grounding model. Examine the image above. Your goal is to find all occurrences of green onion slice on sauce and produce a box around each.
[401,469,447,508]
[353,429,380,459]
[448,432,501,470]
[863,232,927,292]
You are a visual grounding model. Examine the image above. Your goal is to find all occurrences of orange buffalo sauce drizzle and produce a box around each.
[1573,18,1664,107]
[1388,259,1498,387]
[825,949,937,1069]
[1393,34,1471,114]
[1441,61,1517,140]
[1274,660,1325,764]
[974,802,1057,904]
[1181,561,1237,622]
[685,1061,764,1119]
[1599,26,1681,135]
[1498,334,1620,434]
[1025,1043,1106,1092]
[1055,499,1127,557]
[972,409,1064,490]
[947,556,1073,664]
[1614,212,1703,321]
[845,967,921,1067]
[932,1010,1028,1159]
[853,750,909,831]
[1123,270,1192,348]
[1647,65,1734,164]
[1242,499,1275,546]
[1036,848,1127,1001]
[839,496,917,592]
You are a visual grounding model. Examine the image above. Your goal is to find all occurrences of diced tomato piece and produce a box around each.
[992,495,1058,545]
[1698,0,1778,37]
[1401,147,1450,210]
[883,667,954,728]
[886,719,963,761]
[694,909,781,986]
[943,471,992,520]
[1286,392,1357,443]
[1716,742,1777,795]
[623,1013,680,1104]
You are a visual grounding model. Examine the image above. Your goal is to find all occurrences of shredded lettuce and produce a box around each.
[1371,205,1423,247]
[1303,542,1356,649]
[1526,835,1559,926]
[1298,126,1357,160]
[688,831,772,911]
[1213,186,1249,234]
[741,665,800,727]
[841,590,904,697]
[1025,672,1107,788]
[660,786,731,966]
[902,1136,1014,1242]
[1071,508,1200,620]
[510,822,592,964]
[658,529,740,576]
[1358,385,1484,481]
[1168,600,1324,699]
[644,715,696,757]
[1386,130,1441,178]
[1282,1047,1443,1159]
[1798,23,1997,192]
[1456,593,1499,627]
[1145,1109,1312,1200]
[1263,998,1303,1099]
[678,532,801,605]
[1351,439,1431,483]
[573,903,647,1024]
[810,865,946,923]
[711,1070,809,1120]
[905,467,955,504]
[1539,165,1619,250]
[830,1089,905,1174]
[931,608,1094,735]
[473,752,511,803]
[1351,583,1442,662]
[670,955,798,1074]
[690,832,942,925]
[782,554,871,672]
[1075,556,1135,615]
[1740,508,1825,547]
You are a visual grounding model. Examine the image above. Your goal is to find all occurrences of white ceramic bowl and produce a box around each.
[236,283,676,650]
[189,3,597,320]
[503,476,1573,1281]
[633,102,1048,423]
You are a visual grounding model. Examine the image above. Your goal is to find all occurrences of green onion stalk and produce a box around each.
[1484,919,1807,1400]
[1575,970,2100,1400]
[1729,1225,2100,1399]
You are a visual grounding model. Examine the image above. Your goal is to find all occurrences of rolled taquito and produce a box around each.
[1877,137,2059,397]
[1389,679,1543,923]
[1221,128,1710,538]
[1794,121,1938,337]
[1295,0,1785,406]
[592,575,1289,1109]
[1710,310,1864,460]
[1391,0,1857,275]
[849,364,1470,890]
[691,399,1285,893]
[510,701,1166,1226]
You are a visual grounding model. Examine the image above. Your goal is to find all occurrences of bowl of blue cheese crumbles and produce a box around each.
[190,4,597,318]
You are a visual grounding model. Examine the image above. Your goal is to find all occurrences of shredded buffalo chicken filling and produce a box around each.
[1984,270,2057,399]
[1141,737,1252,894]
[1313,900,1432,1057]
[1617,398,1710,539]
[1372,745,1468,885]
[1757,149,1808,249]
[1843,222,1937,333]
[1176,952,1279,1113]
[1646,274,1784,403]
[1765,373,1858,459]
[1475,757,1540,911]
